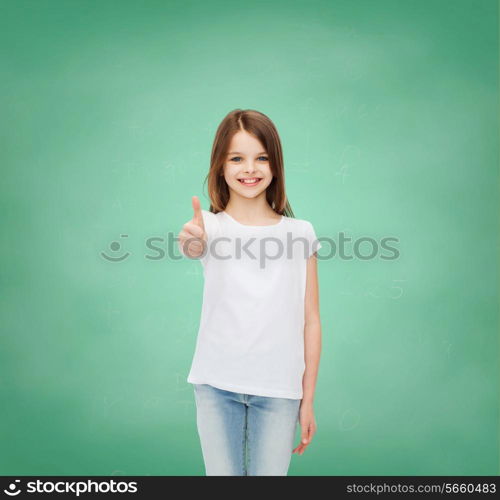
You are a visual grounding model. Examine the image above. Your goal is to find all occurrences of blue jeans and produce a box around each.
[193,383,301,476]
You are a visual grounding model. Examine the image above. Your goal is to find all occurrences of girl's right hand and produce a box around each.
[178,196,207,259]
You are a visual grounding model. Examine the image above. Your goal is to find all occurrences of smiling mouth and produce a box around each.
[238,178,262,186]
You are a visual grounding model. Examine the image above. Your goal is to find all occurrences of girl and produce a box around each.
[177,109,322,476]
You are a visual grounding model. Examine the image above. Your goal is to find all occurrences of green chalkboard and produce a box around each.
[0,0,498,476]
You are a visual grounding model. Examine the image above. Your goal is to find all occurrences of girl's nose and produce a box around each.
[243,163,258,173]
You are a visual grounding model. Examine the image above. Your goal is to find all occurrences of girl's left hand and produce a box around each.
[293,402,317,455]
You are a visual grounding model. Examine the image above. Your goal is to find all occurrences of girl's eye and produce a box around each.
[229,156,268,162]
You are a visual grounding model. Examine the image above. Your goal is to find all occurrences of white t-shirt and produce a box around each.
[179,209,322,399]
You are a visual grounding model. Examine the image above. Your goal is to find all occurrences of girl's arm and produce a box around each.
[303,251,322,403]
[294,251,321,455]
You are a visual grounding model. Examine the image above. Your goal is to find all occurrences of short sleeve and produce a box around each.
[304,220,322,258]
[199,209,219,266]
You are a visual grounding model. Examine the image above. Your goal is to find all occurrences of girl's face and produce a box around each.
[223,130,273,201]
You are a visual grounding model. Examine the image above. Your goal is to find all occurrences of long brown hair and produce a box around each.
[203,109,295,218]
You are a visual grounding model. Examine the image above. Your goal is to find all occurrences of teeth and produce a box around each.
[240,178,260,184]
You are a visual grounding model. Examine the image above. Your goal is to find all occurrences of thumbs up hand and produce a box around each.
[178,196,207,259]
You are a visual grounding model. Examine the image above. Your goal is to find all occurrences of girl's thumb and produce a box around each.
[191,196,205,229]
[301,428,309,444]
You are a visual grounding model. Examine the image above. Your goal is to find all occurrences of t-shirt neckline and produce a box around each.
[222,210,285,228]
